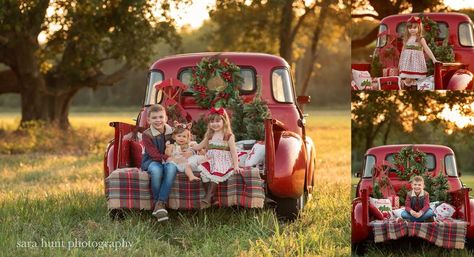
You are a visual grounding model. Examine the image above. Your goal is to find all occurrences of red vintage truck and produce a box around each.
[103,52,316,220]
[352,144,474,252]
[352,12,474,90]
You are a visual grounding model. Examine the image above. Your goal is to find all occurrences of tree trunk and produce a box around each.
[278,1,294,65]
[20,87,77,129]
[299,0,331,96]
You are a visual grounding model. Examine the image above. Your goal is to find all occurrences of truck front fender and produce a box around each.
[265,119,306,198]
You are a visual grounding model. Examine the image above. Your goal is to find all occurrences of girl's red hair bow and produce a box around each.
[407,16,421,24]
[209,107,225,115]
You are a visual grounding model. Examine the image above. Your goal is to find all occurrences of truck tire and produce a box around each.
[466,239,474,253]
[352,241,367,256]
[109,209,126,220]
[273,191,308,221]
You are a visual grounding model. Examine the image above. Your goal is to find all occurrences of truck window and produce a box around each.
[179,67,255,93]
[445,154,458,176]
[385,153,436,171]
[459,22,474,47]
[271,68,294,103]
[144,70,163,105]
[363,155,376,177]
[396,22,448,41]
[376,24,388,47]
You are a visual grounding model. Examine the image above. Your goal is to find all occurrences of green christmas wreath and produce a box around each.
[190,57,244,108]
[393,146,428,181]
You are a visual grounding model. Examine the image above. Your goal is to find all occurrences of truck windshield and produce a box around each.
[376,24,388,47]
[363,155,376,177]
[385,153,436,171]
[144,71,163,105]
[272,68,294,103]
[396,22,449,40]
[445,154,458,176]
[459,22,474,47]
[179,68,255,93]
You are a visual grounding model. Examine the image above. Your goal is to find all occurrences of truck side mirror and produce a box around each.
[458,170,462,177]
[354,172,361,178]
[297,95,311,105]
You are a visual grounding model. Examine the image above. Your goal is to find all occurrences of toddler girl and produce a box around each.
[165,121,206,182]
[193,107,242,208]
[399,16,439,89]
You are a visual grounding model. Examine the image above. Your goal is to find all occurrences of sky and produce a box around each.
[175,0,474,29]
[444,0,474,10]
[170,0,215,29]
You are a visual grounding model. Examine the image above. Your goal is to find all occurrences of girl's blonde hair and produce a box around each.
[204,111,232,140]
[403,21,423,44]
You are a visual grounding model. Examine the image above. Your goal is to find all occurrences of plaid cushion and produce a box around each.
[105,167,153,210]
[105,167,265,210]
[168,166,265,209]
[370,220,467,249]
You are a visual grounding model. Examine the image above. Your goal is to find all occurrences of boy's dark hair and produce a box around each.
[148,104,166,117]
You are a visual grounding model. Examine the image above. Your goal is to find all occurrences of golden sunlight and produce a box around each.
[438,104,474,129]
[444,0,474,10]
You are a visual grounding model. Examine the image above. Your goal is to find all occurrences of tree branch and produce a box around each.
[29,0,50,37]
[82,63,132,89]
[0,69,20,94]
[351,26,379,49]
[351,13,380,19]
[289,2,318,45]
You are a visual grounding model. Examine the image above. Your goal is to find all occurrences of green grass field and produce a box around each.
[0,109,350,256]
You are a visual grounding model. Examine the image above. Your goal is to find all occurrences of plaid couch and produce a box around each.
[370,220,468,249]
[105,166,265,210]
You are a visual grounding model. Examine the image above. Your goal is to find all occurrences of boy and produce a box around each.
[401,175,435,222]
[141,104,177,222]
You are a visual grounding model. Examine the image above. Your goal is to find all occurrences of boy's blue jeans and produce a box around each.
[146,162,178,203]
[401,209,435,222]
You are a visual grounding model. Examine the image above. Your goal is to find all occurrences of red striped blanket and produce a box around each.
[105,167,265,210]
[370,220,467,249]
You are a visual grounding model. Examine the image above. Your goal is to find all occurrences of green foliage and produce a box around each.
[229,100,246,142]
[242,101,270,141]
[372,183,383,199]
[426,39,455,74]
[228,79,270,141]
[431,173,450,203]
[191,115,207,143]
[370,54,382,77]
[397,185,408,206]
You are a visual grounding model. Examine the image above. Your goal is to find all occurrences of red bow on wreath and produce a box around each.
[209,107,225,116]
[407,16,421,24]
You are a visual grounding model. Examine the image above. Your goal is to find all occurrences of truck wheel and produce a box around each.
[109,209,125,220]
[466,239,474,253]
[273,191,308,221]
[352,241,367,256]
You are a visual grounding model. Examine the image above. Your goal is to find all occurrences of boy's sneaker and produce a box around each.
[156,211,169,222]
[152,201,168,221]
